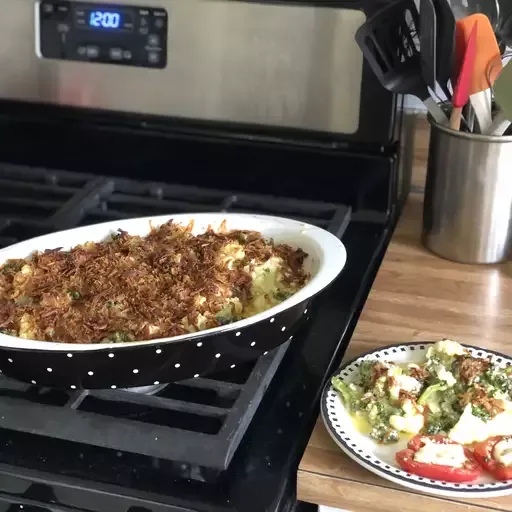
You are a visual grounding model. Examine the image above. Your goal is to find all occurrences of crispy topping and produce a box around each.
[0,221,309,344]
[371,362,389,385]
[409,365,430,382]
[399,389,418,404]
[455,355,490,384]
[458,385,505,419]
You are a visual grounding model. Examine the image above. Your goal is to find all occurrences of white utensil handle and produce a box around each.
[485,110,511,136]
[424,96,447,124]
[470,89,493,133]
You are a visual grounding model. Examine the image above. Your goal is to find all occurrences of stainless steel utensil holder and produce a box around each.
[422,117,512,264]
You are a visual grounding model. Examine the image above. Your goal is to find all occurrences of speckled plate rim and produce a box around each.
[321,341,512,499]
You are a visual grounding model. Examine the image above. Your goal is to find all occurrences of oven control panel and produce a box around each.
[38,1,168,68]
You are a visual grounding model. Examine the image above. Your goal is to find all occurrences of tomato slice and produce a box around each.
[473,436,512,481]
[395,435,482,483]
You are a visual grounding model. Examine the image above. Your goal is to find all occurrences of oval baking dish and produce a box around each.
[0,213,346,389]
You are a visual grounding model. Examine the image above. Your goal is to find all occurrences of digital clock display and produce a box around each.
[88,10,123,29]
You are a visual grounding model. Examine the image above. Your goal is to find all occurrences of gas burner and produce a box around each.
[121,382,169,395]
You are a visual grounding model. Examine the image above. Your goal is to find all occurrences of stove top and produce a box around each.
[0,161,391,512]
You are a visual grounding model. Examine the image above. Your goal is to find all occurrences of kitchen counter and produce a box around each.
[297,119,512,512]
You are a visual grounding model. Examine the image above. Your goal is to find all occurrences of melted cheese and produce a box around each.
[18,313,36,339]
[388,371,421,401]
[390,412,424,434]
[414,438,467,467]
[389,399,424,434]
[217,242,245,270]
[449,403,512,445]
[437,367,457,387]
[493,438,512,467]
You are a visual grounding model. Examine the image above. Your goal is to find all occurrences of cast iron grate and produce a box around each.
[0,162,350,473]
[0,343,289,470]
[0,162,350,245]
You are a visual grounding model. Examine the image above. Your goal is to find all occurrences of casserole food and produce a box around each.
[0,220,309,344]
[0,213,346,388]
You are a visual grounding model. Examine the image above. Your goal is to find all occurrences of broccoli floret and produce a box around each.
[273,290,291,302]
[424,413,458,435]
[331,377,362,413]
[67,290,81,300]
[358,360,374,389]
[425,417,444,435]
[472,404,491,422]
[482,365,512,397]
[370,425,400,444]
[367,400,402,426]
[1,261,23,274]
[418,383,447,406]
[103,331,133,343]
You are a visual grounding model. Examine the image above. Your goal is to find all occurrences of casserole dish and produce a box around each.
[0,213,346,388]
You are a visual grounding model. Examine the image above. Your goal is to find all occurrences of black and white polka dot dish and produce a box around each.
[0,213,346,389]
[321,342,512,499]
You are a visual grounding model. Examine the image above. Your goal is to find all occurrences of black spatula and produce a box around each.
[420,0,438,90]
[355,0,446,123]
[432,0,456,99]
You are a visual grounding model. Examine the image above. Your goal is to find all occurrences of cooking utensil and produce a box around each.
[355,0,446,124]
[487,62,512,135]
[486,110,510,136]
[432,0,456,99]
[497,12,512,47]
[450,0,500,30]
[456,14,502,133]
[450,22,478,130]
[0,213,346,389]
[420,0,438,90]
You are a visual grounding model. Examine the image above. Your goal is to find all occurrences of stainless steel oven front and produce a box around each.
[0,0,372,136]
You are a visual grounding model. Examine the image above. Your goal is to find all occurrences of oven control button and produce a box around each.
[55,2,70,19]
[123,50,133,61]
[148,51,160,64]
[77,46,87,57]
[148,34,160,47]
[109,48,123,61]
[86,46,100,59]
[154,18,165,29]
[42,3,55,17]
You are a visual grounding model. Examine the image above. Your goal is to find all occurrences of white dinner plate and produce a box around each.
[321,342,512,498]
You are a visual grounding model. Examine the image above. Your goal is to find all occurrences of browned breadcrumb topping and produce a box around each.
[371,362,389,385]
[398,389,418,404]
[0,220,309,344]
[409,365,430,382]
[458,384,505,418]
[455,354,490,384]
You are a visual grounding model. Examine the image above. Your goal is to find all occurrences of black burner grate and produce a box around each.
[0,344,288,471]
[0,162,351,476]
[0,163,350,245]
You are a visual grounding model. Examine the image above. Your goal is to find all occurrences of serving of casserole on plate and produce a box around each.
[322,340,512,498]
